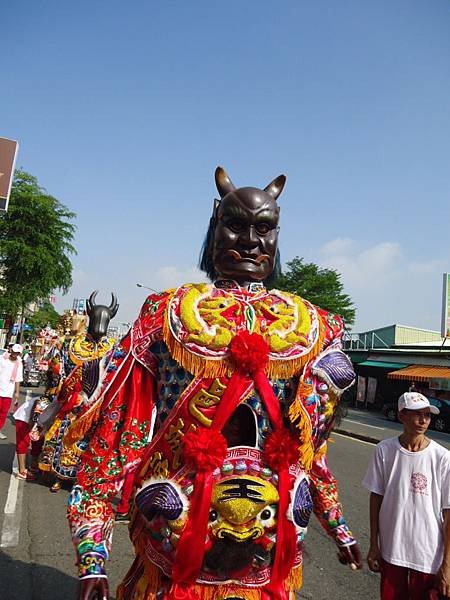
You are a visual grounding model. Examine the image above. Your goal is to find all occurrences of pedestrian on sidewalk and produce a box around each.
[13,389,43,480]
[0,343,23,440]
[363,391,450,600]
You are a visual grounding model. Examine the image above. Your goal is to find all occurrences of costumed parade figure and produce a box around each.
[38,292,118,492]
[68,167,362,600]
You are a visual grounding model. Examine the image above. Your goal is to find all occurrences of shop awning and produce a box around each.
[388,364,450,382]
[358,360,408,369]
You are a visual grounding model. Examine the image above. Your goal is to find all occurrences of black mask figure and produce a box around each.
[86,291,119,342]
[199,166,284,286]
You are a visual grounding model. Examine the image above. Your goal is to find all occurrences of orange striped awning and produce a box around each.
[388,364,450,382]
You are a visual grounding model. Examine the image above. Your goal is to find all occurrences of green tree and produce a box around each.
[0,170,76,318]
[26,300,61,333]
[273,256,356,327]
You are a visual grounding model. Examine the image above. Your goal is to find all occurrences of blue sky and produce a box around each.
[2,1,450,331]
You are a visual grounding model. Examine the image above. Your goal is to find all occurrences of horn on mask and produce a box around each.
[215,166,236,198]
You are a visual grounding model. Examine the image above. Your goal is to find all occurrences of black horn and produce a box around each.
[215,166,236,198]
[109,293,119,317]
[264,174,286,200]
[86,290,98,315]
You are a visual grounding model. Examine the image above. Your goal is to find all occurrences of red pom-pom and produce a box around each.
[230,330,269,375]
[182,428,227,472]
[264,429,299,471]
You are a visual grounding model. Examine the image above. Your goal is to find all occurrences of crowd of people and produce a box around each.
[0,167,449,600]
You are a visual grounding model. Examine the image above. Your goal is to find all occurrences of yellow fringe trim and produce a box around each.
[117,548,301,600]
[45,417,63,443]
[64,398,102,446]
[38,462,52,472]
[163,303,325,381]
[289,379,315,473]
[286,563,303,591]
[314,441,327,461]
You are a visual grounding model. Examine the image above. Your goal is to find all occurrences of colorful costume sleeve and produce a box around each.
[307,310,357,547]
[309,444,355,547]
[67,333,156,578]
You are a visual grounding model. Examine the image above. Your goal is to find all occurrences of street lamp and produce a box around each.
[136,283,159,294]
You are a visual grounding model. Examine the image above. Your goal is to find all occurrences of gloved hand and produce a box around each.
[337,541,363,570]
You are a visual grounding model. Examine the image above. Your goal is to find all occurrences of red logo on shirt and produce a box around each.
[410,472,428,493]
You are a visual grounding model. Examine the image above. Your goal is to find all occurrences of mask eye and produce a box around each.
[226,219,244,233]
[255,223,271,235]
[209,509,218,522]
[256,504,277,528]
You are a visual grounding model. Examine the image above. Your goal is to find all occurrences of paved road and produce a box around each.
[0,391,391,599]
[340,407,450,449]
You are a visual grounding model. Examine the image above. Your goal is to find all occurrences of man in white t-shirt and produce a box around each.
[0,343,23,440]
[363,391,450,599]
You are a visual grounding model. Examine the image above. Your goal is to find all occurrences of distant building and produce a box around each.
[343,324,450,408]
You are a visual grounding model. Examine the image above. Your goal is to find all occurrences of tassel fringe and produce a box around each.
[64,399,102,445]
[163,306,325,381]
[288,380,314,473]
[286,564,303,590]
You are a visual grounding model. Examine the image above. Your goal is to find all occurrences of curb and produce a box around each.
[333,428,380,445]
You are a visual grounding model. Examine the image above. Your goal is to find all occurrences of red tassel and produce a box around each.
[230,330,269,375]
[264,430,299,472]
[182,428,227,471]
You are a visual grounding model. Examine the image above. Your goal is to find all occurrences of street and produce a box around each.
[340,407,450,450]
[1,395,445,599]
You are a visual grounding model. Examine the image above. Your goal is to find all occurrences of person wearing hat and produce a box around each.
[363,392,450,599]
[0,343,23,440]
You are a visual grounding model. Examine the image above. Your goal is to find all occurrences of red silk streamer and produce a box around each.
[171,331,298,595]
[171,371,251,586]
[171,470,215,584]
[253,370,298,594]
[253,369,283,430]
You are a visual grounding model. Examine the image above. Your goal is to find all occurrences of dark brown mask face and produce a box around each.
[212,187,280,284]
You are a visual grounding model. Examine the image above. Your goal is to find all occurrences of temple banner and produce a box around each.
[0,137,19,211]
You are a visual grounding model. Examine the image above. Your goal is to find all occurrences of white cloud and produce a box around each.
[153,266,207,290]
[408,259,447,275]
[320,238,402,289]
[317,238,443,333]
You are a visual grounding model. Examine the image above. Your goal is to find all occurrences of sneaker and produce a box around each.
[0,431,6,440]
[16,470,37,481]
[115,512,130,524]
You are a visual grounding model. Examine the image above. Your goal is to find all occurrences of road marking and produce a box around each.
[344,419,384,430]
[0,454,24,548]
[332,432,376,446]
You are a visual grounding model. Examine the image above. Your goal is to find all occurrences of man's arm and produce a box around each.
[13,381,20,405]
[437,509,450,598]
[367,492,383,572]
